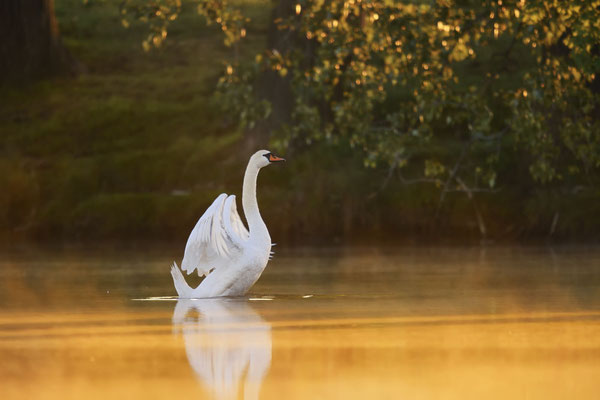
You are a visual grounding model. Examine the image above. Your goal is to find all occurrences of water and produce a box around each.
[1,245,599,399]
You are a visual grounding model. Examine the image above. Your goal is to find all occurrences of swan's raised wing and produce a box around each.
[224,195,250,241]
[181,194,249,276]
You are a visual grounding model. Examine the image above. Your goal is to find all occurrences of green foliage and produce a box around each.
[212,0,600,195]
[196,0,249,46]
[215,62,272,129]
[0,159,39,230]
[2,0,599,241]
[0,0,242,239]
[119,0,182,50]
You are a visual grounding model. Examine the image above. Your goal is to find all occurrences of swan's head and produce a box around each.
[252,150,285,168]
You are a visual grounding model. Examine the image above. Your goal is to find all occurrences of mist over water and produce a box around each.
[1,245,599,399]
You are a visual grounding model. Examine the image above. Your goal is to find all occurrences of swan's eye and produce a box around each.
[263,153,285,163]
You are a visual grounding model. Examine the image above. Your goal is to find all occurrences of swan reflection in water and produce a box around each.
[172,299,272,400]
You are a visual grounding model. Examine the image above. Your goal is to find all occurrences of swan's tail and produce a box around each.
[170,262,194,298]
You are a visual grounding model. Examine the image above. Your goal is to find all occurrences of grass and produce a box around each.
[0,0,254,239]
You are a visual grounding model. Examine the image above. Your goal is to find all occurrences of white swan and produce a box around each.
[170,150,285,298]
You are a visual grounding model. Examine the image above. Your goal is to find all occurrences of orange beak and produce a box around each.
[268,154,286,162]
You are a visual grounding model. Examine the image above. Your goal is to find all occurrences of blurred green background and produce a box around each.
[1,0,599,244]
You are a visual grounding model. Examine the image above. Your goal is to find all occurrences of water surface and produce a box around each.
[1,245,599,399]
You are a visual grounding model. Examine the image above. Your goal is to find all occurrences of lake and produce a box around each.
[1,245,599,399]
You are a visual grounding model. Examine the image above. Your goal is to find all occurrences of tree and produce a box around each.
[126,0,600,237]
[0,0,76,83]
[217,0,600,188]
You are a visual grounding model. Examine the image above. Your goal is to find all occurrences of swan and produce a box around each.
[170,150,285,298]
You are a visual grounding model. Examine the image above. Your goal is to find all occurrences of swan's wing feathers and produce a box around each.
[211,197,229,257]
[223,195,250,245]
[181,193,248,277]
[182,194,227,276]
[187,193,224,246]
[231,202,250,240]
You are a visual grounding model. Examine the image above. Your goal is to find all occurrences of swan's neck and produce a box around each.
[242,163,270,244]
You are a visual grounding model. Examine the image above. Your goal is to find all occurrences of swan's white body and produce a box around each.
[170,150,283,298]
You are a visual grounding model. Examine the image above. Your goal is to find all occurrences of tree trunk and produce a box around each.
[0,0,75,84]
[242,0,296,152]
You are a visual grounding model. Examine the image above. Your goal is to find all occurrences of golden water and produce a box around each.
[1,246,599,399]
